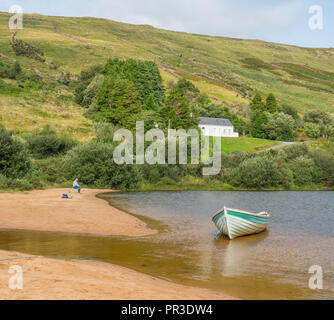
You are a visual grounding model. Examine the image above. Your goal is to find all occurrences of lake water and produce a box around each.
[0,191,333,300]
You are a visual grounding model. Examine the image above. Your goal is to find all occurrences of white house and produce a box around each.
[198,117,239,138]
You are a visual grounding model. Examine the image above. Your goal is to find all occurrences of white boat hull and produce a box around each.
[213,207,270,240]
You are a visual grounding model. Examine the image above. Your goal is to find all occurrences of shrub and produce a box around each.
[9,62,22,79]
[11,39,45,62]
[0,127,31,178]
[9,178,34,191]
[82,74,105,108]
[288,156,322,186]
[0,174,10,189]
[304,123,321,139]
[93,122,116,143]
[281,143,308,160]
[140,164,182,184]
[63,143,141,190]
[263,113,295,141]
[229,156,281,189]
[280,104,299,120]
[309,150,334,186]
[24,127,77,159]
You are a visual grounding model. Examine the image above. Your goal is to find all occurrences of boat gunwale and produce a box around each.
[225,207,270,218]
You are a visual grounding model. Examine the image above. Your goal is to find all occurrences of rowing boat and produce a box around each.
[212,207,270,240]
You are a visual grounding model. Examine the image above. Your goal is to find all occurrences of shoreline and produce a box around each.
[0,189,157,237]
[0,188,235,300]
[0,250,235,300]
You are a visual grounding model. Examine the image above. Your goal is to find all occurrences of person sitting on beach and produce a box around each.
[73,178,81,193]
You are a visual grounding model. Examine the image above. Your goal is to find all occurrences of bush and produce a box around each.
[82,74,105,108]
[280,143,308,160]
[93,122,116,143]
[304,123,321,139]
[309,150,334,186]
[63,143,141,190]
[0,127,31,178]
[140,164,182,184]
[263,113,295,141]
[24,127,77,159]
[229,156,282,189]
[0,174,10,189]
[9,62,22,80]
[288,156,322,186]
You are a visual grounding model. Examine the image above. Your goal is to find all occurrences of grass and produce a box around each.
[220,137,280,153]
[0,11,334,115]
[0,11,334,150]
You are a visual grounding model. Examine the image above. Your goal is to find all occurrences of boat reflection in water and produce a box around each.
[212,231,269,277]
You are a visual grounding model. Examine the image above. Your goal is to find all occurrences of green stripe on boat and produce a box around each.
[227,210,268,225]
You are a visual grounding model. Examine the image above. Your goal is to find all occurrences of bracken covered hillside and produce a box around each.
[0,12,334,139]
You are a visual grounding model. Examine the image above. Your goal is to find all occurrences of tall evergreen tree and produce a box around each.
[250,92,265,112]
[251,111,268,139]
[266,93,278,113]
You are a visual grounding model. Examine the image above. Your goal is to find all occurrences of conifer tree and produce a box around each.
[266,93,278,113]
[250,92,265,111]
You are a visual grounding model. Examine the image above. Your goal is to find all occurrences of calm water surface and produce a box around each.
[0,191,333,299]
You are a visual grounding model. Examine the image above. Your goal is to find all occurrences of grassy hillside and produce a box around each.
[0,12,334,140]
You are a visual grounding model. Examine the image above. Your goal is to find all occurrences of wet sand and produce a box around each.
[0,250,234,300]
[0,189,235,300]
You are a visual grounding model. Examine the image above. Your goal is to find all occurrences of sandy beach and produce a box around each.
[0,189,234,300]
[0,189,156,237]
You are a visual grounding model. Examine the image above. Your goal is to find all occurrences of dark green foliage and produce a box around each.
[140,164,182,184]
[11,39,45,62]
[229,156,283,189]
[24,126,77,159]
[0,126,31,178]
[159,79,200,130]
[266,93,278,113]
[251,111,268,138]
[75,59,165,128]
[263,113,295,141]
[101,58,165,109]
[96,78,143,129]
[63,142,140,190]
[280,104,299,120]
[250,92,265,112]
[287,156,322,186]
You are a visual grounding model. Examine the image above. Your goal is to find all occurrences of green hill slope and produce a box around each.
[1,11,334,140]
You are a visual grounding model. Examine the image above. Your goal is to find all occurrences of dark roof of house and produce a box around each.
[198,117,233,127]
